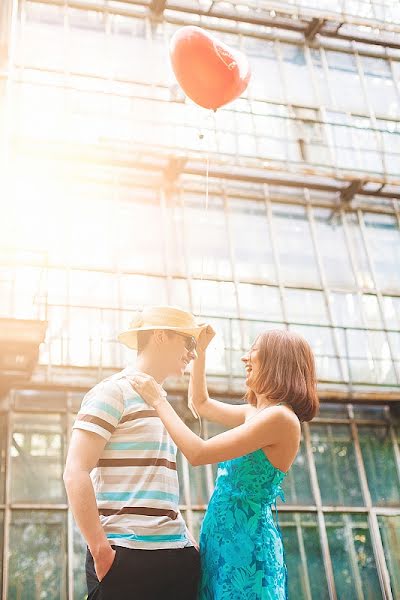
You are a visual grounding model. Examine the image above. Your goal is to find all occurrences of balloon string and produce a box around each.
[189,110,214,430]
[198,148,209,320]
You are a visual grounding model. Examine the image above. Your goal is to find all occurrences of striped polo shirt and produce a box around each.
[72,367,193,550]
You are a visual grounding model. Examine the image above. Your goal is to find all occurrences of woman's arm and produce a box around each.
[131,375,299,466]
[189,327,248,428]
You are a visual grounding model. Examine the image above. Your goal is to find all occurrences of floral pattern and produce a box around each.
[198,449,288,599]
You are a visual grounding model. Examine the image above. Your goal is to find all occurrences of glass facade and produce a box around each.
[0,0,399,598]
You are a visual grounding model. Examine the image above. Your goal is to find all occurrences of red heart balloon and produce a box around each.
[170,26,251,110]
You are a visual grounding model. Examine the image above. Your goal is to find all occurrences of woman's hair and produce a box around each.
[244,329,319,422]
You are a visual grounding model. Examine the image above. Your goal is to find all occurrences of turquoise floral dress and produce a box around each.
[198,448,288,600]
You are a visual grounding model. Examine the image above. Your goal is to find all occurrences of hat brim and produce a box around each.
[117,324,207,350]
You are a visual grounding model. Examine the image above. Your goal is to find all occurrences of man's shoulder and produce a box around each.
[84,371,128,403]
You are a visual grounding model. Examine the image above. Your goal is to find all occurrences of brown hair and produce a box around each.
[244,329,319,422]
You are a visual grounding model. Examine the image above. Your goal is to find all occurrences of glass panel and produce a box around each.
[10,413,66,503]
[8,510,67,600]
[382,296,400,329]
[176,450,187,505]
[363,213,400,292]
[309,48,332,107]
[362,294,383,328]
[378,516,400,599]
[229,198,276,282]
[329,292,383,329]
[285,289,329,325]
[344,213,374,289]
[191,510,206,543]
[73,518,87,600]
[187,462,209,506]
[326,513,382,600]
[64,193,115,270]
[352,405,387,420]
[21,3,66,70]
[0,413,6,504]
[204,317,231,377]
[165,196,186,276]
[238,284,283,321]
[312,208,356,288]
[191,280,238,318]
[68,270,118,308]
[361,56,398,119]
[184,195,231,279]
[281,437,314,505]
[325,50,367,113]
[389,331,400,360]
[272,204,320,286]
[245,38,283,102]
[14,389,66,412]
[280,44,316,106]
[206,421,228,481]
[169,279,191,311]
[340,328,396,385]
[319,403,349,419]
[120,275,168,310]
[330,292,363,328]
[310,424,364,506]
[117,196,165,274]
[281,512,329,600]
[358,425,400,506]
[0,510,3,595]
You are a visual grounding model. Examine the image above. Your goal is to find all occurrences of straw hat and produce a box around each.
[118,306,206,350]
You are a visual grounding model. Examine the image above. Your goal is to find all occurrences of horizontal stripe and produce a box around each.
[97,458,177,470]
[120,410,158,424]
[97,490,179,502]
[125,395,145,407]
[76,414,115,434]
[106,441,173,452]
[95,402,122,420]
[99,507,178,519]
[106,533,186,542]
[98,473,177,486]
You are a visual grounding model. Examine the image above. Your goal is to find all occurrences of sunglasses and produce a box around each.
[173,331,197,352]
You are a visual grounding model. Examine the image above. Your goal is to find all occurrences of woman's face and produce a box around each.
[241,339,262,389]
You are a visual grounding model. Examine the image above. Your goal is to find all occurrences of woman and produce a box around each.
[131,327,319,599]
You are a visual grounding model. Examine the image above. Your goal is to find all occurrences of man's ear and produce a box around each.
[152,329,168,346]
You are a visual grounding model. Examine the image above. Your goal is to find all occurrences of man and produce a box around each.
[64,306,213,599]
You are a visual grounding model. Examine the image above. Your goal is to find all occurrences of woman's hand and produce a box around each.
[197,325,216,353]
[131,374,167,408]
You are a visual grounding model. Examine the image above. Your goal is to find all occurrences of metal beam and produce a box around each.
[340,178,363,207]
[12,137,400,204]
[149,0,167,17]
[304,17,325,41]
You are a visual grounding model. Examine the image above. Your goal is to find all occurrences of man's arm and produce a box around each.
[63,429,116,581]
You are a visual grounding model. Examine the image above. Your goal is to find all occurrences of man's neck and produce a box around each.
[135,353,167,385]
